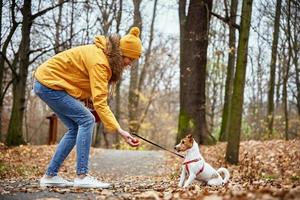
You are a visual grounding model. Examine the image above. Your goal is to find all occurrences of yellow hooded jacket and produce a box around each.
[35,36,120,133]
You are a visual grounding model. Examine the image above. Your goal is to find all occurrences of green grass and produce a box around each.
[0,161,10,177]
[262,174,278,181]
[290,175,300,182]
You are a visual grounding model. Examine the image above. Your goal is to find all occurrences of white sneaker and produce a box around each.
[40,175,73,187]
[74,175,111,189]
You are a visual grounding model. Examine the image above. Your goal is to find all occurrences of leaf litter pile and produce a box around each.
[0,139,299,200]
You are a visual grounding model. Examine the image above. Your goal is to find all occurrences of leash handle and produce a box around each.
[131,132,184,158]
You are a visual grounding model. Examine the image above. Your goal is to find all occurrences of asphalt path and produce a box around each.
[0,149,169,200]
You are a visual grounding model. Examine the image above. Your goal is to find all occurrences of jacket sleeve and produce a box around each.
[88,64,120,133]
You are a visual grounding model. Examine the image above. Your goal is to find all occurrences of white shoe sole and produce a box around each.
[40,183,73,187]
[73,184,111,189]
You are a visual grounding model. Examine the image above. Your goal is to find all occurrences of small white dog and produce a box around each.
[174,134,230,188]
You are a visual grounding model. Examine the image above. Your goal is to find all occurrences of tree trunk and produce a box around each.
[0,0,3,141]
[225,0,253,164]
[290,1,300,120]
[90,0,123,147]
[138,0,157,93]
[219,0,238,141]
[209,53,221,134]
[116,0,122,33]
[131,0,157,135]
[93,0,111,148]
[0,0,19,142]
[5,0,66,146]
[295,54,300,119]
[69,0,75,48]
[0,0,2,44]
[294,50,300,119]
[282,55,289,140]
[275,58,282,107]
[113,0,123,149]
[256,45,264,137]
[128,0,142,133]
[114,81,121,149]
[6,0,33,145]
[54,0,64,54]
[177,0,215,145]
[283,0,291,140]
[266,0,282,138]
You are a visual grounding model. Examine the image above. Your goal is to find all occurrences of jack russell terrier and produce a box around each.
[174,134,230,188]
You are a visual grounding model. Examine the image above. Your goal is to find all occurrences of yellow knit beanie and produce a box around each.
[120,27,142,59]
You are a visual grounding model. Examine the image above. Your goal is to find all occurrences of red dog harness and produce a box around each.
[183,158,204,176]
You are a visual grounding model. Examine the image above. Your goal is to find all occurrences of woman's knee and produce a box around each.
[81,112,95,127]
[68,126,79,134]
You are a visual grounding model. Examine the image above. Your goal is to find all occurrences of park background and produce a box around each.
[1,0,299,151]
[0,0,300,199]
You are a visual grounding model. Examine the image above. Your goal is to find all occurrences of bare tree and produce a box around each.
[0,0,19,142]
[113,0,123,149]
[91,0,124,148]
[219,0,238,141]
[226,0,253,164]
[6,0,68,146]
[6,0,33,145]
[54,0,64,54]
[266,0,282,137]
[282,0,291,140]
[128,0,142,132]
[177,0,215,144]
[289,0,300,120]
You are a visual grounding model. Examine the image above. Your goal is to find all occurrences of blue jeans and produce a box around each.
[34,80,95,176]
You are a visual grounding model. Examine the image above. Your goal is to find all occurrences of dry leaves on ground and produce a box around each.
[0,139,299,199]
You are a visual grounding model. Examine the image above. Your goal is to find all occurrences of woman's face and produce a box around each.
[122,57,135,69]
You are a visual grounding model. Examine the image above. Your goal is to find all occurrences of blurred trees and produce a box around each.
[128,0,142,133]
[0,0,180,148]
[0,0,299,151]
[0,0,19,142]
[219,0,238,142]
[5,0,68,145]
[6,0,33,145]
[266,0,282,138]
[91,0,124,148]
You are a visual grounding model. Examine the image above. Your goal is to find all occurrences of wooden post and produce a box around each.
[46,113,58,145]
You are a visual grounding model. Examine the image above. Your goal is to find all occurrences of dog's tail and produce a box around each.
[217,167,230,184]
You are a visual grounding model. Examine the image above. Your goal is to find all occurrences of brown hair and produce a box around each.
[103,34,124,84]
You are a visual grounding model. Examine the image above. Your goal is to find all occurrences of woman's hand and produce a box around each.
[118,128,140,147]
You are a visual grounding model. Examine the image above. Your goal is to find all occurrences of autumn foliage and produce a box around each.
[0,139,299,199]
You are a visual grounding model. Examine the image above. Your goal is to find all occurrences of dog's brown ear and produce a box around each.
[187,134,194,144]
[187,134,193,139]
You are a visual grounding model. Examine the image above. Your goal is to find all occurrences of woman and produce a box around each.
[34,27,142,188]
